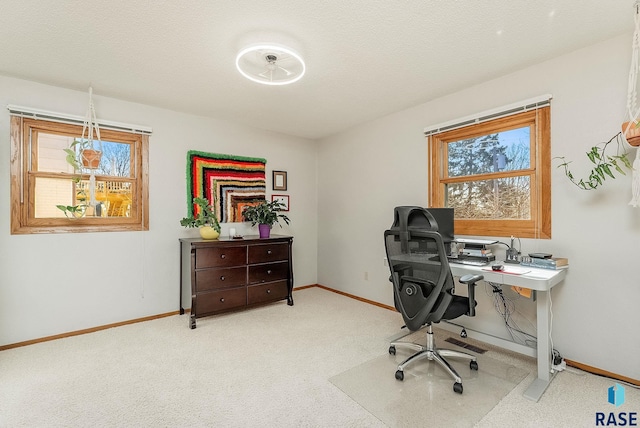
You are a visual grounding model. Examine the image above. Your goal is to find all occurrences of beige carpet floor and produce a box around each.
[0,287,638,427]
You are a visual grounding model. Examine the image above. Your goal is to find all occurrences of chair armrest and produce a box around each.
[459,274,484,317]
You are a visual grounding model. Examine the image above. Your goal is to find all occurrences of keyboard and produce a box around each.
[448,258,489,266]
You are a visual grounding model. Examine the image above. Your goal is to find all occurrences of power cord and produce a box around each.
[485,282,537,347]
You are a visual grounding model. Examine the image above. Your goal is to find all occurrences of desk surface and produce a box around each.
[389,254,566,291]
[449,262,567,291]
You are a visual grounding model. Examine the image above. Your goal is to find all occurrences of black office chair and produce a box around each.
[384,226,484,394]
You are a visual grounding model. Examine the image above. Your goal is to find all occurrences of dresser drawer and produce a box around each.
[195,266,246,291]
[248,243,288,264]
[247,281,289,305]
[195,287,246,316]
[248,261,288,284]
[195,246,246,268]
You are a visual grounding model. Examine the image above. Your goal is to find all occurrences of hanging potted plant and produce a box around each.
[180,197,221,239]
[56,139,95,218]
[242,199,290,238]
[55,87,103,218]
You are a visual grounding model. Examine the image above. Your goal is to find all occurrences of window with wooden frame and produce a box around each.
[10,116,149,234]
[427,106,551,239]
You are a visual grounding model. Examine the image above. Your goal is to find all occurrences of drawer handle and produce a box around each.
[267,250,272,255]
[220,298,225,303]
[220,276,225,281]
[220,254,226,259]
[267,289,271,294]
[267,270,272,275]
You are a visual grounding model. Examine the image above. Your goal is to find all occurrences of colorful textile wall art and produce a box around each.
[186,151,266,222]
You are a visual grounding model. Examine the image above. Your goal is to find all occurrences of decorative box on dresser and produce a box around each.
[179,235,294,329]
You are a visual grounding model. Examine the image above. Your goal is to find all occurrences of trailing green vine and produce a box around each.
[555,132,632,190]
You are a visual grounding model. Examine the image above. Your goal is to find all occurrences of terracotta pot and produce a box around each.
[622,121,640,147]
[81,149,103,169]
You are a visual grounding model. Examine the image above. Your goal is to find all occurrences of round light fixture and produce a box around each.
[235,44,306,86]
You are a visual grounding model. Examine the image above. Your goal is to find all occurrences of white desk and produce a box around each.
[449,262,567,402]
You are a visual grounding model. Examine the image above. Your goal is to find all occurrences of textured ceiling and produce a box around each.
[0,1,635,139]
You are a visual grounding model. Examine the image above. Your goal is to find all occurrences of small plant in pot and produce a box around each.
[242,199,290,238]
[180,197,221,240]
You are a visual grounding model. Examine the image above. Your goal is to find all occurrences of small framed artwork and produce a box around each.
[272,170,287,191]
[271,194,290,211]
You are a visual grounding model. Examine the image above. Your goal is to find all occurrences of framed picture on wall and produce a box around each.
[271,194,289,211]
[272,170,287,191]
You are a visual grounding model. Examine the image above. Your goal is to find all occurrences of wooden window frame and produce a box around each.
[10,116,149,234]
[428,107,551,239]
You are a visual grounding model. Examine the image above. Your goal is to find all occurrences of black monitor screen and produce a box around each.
[403,207,454,255]
[421,208,454,244]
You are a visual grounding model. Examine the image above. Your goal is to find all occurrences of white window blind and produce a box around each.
[6,104,152,135]
[423,94,552,136]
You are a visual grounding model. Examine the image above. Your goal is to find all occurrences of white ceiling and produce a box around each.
[0,1,635,140]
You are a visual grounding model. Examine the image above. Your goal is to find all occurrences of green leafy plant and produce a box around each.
[180,197,221,232]
[555,132,632,190]
[242,199,290,227]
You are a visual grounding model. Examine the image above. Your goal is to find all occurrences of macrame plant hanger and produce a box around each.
[624,1,640,207]
[81,86,103,209]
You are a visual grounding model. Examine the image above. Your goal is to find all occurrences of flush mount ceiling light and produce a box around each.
[235,44,306,86]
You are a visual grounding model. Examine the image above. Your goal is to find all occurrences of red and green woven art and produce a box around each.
[186,151,266,223]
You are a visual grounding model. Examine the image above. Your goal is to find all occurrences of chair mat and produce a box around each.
[330,344,528,427]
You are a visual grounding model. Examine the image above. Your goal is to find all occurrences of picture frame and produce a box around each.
[272,170,287,191]
[271,194,289,211]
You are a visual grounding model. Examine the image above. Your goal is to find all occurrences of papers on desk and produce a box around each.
[482,265,531,275]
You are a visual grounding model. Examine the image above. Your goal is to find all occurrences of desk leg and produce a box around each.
[523,289,554,402]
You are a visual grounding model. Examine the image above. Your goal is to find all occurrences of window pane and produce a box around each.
[446,176,531,219]
[447,127,531,177]
[37,134,132,177]
[35,177,133,218]
[35,176,76,218]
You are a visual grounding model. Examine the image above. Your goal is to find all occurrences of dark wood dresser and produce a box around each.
[179,235,294,329]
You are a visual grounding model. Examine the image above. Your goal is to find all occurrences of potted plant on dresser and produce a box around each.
[242,199,290,238]
[180,197,221,239]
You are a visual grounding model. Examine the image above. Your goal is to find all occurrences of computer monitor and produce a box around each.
[390,206,455,255]
[421,208,455,246]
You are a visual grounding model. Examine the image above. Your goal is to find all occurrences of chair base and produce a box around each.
[389,324,478,393]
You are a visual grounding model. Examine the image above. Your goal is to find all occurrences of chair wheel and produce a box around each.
[395,370,404,381]
[388,346,396,355]
[470,360,478,370]
[453,382,463,394]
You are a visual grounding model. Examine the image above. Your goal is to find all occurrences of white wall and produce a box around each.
[0,76,318,346]
[317,33,640,381]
